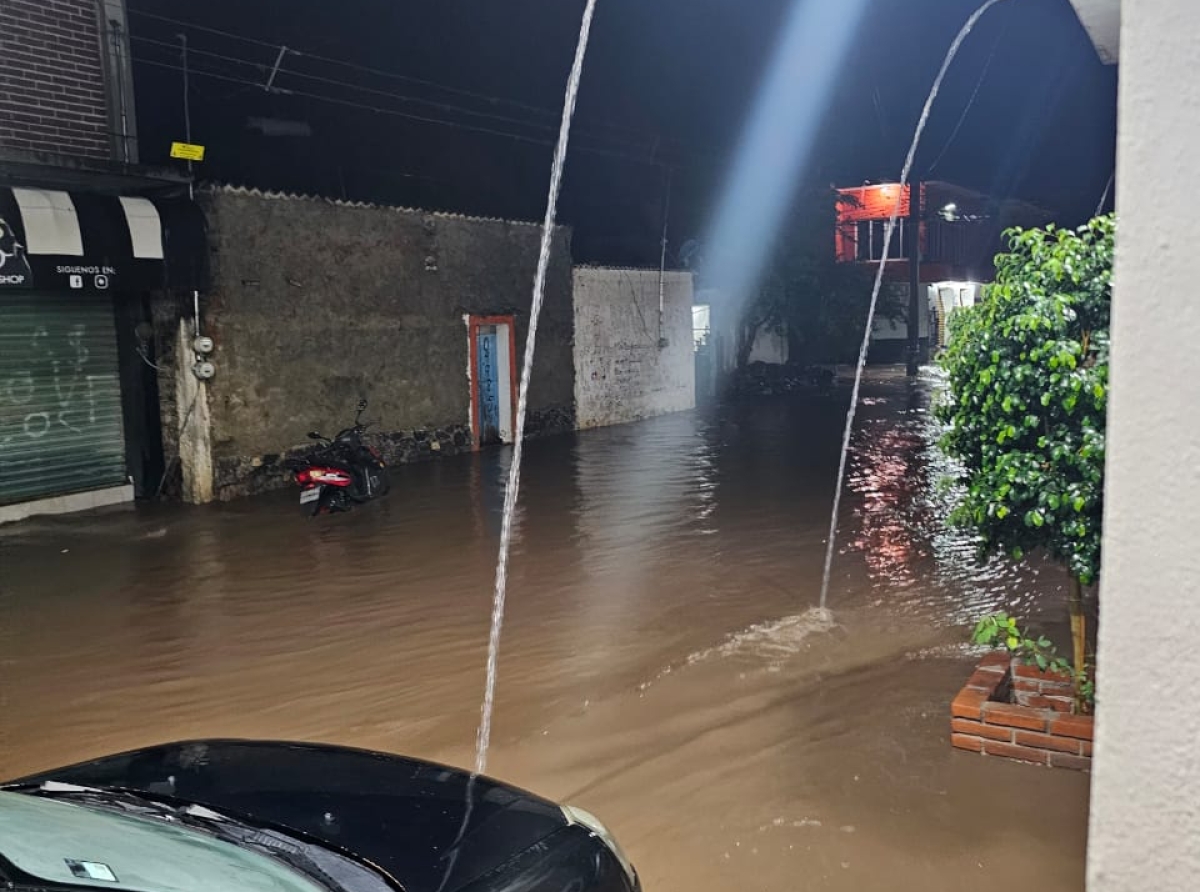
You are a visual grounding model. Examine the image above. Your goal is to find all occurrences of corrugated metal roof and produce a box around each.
[203,183,558,230]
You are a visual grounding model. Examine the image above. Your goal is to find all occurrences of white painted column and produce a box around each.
[497,323,514,443]
[1088,1,1200,889]
[175,319,213,504]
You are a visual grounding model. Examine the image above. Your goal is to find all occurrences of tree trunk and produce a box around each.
[786,319,804,367]
[736,318,759,370]
[1068,573,1087,689]
[736,327,752,370]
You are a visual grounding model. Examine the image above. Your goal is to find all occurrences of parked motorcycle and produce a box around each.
[287,399,390,516]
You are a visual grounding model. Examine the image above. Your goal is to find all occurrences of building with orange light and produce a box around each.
[835,181,1049,362]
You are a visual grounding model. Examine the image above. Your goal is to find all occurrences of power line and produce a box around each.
[1094,168,1115,217]
[131,33,655,154]
[871,85,891,146]
[133,55,666,167]
[126,7,648,142]
[131,33,277,73]
[925,6,1012,175]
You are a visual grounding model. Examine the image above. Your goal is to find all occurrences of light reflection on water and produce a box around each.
[843,367,1052,626]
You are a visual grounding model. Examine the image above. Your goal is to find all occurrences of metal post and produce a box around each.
[179,34,202,339]
[656,166,673,348]
[179,35,194,195]
[98,1,138,163]
[110,19,131,163]
[264,46,289,93]
[906,181,921,376]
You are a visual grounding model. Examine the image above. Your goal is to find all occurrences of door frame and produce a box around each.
[467,314,518,450]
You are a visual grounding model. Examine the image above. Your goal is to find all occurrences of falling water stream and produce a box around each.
[474,0,600,776]
[473,0,1010,772]
[0,2,1093,885]
[819,0,1012,610]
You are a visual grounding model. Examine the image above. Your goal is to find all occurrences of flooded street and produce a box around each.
[0,368,1088,891]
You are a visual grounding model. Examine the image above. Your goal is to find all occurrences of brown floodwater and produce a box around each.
[0,367,1088,891]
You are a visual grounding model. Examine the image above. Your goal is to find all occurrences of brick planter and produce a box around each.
[950,652,1094,771]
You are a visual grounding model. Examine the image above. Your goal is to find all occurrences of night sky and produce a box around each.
[127,0,1117,265]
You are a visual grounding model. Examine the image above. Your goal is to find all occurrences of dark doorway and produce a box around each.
[115,293,166,498]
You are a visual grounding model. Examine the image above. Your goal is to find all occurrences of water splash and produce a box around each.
[818,0,1012,611]
[474,0,600,777]
[687,607,836,669]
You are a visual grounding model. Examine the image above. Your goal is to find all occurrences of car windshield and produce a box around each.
[0,785,399,892]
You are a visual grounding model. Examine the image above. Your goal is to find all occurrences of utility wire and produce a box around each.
[133,56,665,166]
[924,5,1012,175]
[137,344,164,372]
[871,85,891,146]
[1095,168,1115,217]
[131,33,655,153]
[127,7,647,141]
[156,386,201,498]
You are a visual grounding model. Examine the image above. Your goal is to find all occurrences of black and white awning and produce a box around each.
[0,187,207,294]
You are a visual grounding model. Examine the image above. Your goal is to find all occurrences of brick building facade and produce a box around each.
[834,181,1052,363]
[0,0,206,523]
[0,0,116,161]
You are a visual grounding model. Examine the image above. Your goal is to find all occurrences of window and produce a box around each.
[854,218,914,262]
[692,304,711,350]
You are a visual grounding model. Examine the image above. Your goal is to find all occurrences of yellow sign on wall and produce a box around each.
[170,142,206,161]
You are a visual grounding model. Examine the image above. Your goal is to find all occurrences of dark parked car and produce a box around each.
[0,740,640,892]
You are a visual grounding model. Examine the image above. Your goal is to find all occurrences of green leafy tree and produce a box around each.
[742,188,896,367]
[971,612,1095,707]
[936,215,1114,686]
[684,187,896,368]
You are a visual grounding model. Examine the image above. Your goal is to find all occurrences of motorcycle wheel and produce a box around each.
[374,468,391,497]
[319,488,351,514]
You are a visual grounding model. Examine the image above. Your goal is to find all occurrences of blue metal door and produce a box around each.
[477,327,501,444]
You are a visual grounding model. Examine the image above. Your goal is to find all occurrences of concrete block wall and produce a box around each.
[573,267,696,429]
[165,187,576,501]
[0,0,111,159]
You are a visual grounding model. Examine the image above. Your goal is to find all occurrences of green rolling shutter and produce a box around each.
[0,293,127,505]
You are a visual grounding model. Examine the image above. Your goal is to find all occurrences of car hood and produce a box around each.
[9,740,569,892]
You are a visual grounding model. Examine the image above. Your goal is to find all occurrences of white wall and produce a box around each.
[691,287,788,366]
[695,288,739,377]
[1088,1,1200,889]
[573,267,696,430]
[871,283,931,341]
[747,325,788,365]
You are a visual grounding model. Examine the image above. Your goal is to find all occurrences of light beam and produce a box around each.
[702,0,871,310]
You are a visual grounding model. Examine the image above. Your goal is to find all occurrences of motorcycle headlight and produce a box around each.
[561,805,637,889]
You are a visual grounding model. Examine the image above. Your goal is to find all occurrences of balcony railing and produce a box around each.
[840,218,996,266]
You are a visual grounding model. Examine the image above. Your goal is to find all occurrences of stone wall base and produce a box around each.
[210,404,576,502]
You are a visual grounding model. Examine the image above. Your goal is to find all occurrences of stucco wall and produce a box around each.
[1087,1,1200,889]
[186,188,575,500]
[747,326,788,365]
[573,267,695,429]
